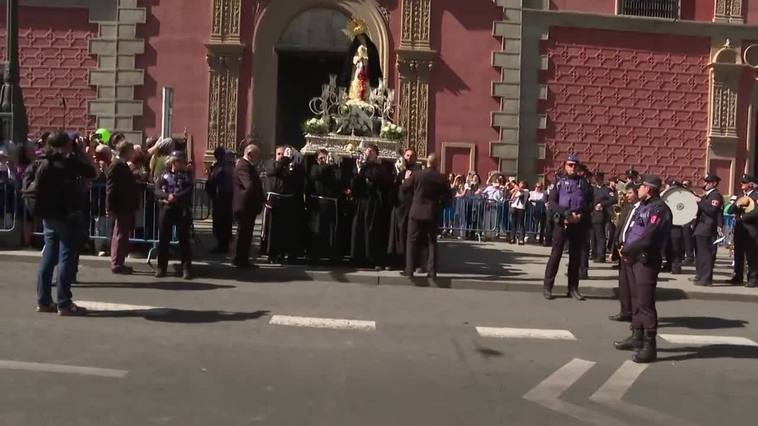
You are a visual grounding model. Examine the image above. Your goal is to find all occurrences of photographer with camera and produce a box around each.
[543,154,594,301]
[31,132,96,316]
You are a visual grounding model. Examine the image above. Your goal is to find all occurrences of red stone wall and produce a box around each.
[0,6,97,137]
[135,0,212,164]
[430,0,501,175]
[539,27,711,181]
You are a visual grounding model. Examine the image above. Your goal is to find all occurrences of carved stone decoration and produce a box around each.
[714,0,744,23]
[206,0,244,164]
[708,40,743,147]
[397,0,435,157]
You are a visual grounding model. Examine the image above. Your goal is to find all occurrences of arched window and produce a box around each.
[617,0,680,19]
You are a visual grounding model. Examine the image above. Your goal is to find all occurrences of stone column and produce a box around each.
[397,0,434,158]
[205,0,243,164]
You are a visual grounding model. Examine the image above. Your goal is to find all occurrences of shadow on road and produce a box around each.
[659,316,749,329]
[659,344,758,361]
[87,309,270,324]
[75,281,235,291]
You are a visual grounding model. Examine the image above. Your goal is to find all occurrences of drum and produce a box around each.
[662,187,698,226]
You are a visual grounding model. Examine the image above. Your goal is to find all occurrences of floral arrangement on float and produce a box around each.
[300,17,405,160]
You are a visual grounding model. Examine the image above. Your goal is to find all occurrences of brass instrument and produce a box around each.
[735,196,756,214]
[611,190,626,225]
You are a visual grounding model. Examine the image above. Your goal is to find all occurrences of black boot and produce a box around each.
[633,330,657,363]
[613,328,643,351]
[182,263,193,280]
[568,287,585,301]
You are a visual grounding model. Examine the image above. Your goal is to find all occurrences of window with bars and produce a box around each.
[618,0,680,19]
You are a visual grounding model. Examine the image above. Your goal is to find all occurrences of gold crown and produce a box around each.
[346,17,368,37]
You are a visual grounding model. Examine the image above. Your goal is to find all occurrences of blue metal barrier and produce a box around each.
[441,196,546,242]
[0,180,18,233]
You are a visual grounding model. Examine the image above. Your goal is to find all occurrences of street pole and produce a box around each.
[0,0,29,144]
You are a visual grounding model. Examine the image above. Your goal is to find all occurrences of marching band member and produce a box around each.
[728,175,758,287]
[690,173,723,287]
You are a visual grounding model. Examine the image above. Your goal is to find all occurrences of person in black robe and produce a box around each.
[307,149,341,263]
[387,148,420,269]
[351,144,393,270]
[260,145,305,263]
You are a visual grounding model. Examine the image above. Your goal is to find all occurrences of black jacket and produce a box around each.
[232,159,264,217]
[402,168,452,222]
[622,196,672,263]
[591,185,617,224]
[35,152,96,220]
[106,158,139,215]
[693,189,723,237]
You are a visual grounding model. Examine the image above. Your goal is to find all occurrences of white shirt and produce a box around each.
[529,190,546,203]
[621,201,641,244]
[511,189,527,210]
[481,185,503,202]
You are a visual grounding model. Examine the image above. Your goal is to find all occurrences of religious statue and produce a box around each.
[340,18,383,94]
[348,45,370,102]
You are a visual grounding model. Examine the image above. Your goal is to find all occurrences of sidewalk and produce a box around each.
[2,238,756,303]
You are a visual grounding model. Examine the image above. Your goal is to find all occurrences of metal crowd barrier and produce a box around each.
[0,180,18,233]
[441,196,546,242]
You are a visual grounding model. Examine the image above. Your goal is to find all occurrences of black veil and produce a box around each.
[339,33,383,89]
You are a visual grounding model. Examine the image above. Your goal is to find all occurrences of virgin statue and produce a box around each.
[339,18,383,97]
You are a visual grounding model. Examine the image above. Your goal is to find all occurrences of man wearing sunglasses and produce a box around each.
[543,154,594,300]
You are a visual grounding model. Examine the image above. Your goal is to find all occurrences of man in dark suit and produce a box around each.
[232,144,264,268]
[401,153,451,278]
[206,146,234,254]
[106,141,139,275]
[691,173,723,286]
[609,183,638,322]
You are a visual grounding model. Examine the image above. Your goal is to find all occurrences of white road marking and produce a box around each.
[0,360,127,378]
[659,333,758,347]
[523,358,627,426]
[476,326,576,341]
[77,301,168,313]
[590,361,695,426]
[268,315,376,331]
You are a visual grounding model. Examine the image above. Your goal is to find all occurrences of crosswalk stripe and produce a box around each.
[476,326,577,341]
[0,360,128,378]
[269,315,376,331]
[659,334,758,347]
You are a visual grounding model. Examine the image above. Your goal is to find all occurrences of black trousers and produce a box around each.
[591,222,607,260]
[157,206,192,269]
[617,260,632,315]
[665,227,683,273]
[234,211,257,264]
[695,235,717,283]
[544,212,554,245]
[510,209,525,242]
[405,219,438,274]
[212,192,233,249]
[606,222,616,252]
[627,260,659,332]
[732,224,758,283]
[544,222,588,291]
[682,224,695,260]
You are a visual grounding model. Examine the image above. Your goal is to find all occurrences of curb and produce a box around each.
[2,251,757,303]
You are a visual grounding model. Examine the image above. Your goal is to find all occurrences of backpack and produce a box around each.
[21,159,45,218]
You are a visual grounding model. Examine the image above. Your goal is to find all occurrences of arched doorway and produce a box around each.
[275,8,350,149]
[251,0,390,155]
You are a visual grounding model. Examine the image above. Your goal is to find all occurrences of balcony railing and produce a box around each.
[618,0,679,19]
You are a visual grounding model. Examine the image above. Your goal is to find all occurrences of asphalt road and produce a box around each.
[1,260,757,426]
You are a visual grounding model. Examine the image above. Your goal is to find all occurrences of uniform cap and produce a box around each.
[703,173,720,183]
[641,174,662,189]
[740,174,754,184]
[169,150,187,162]
[625,169,639,179]
[668,179,682,187]
[566,154,579,164]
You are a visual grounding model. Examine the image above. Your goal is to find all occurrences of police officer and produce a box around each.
[728,175,758,286]
[543,154,594,300]
[154,151,194,280]
[690,173,723,286]
[609,183,639,322]
[613,175,671,363]
[590,171,617,263]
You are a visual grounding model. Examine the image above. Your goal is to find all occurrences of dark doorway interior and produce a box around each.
[276,50,345,150]
[754,111,758,177]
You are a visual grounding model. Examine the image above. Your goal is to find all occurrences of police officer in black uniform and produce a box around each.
[543,154,594,301]
[613,175,671,363]
[728,175,758,287]
[590,171,617,263]
[690,173,723,286]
